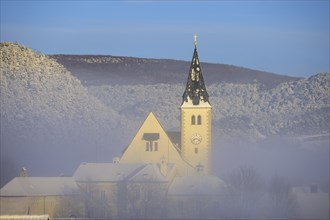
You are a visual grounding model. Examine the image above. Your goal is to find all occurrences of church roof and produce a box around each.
[0,177,79,196]
[127,163,176,183]
[182,45,210,106]
[74,162,176,183]
[74,163,145,182]
[168,175,226,196]
[166,131,181,150]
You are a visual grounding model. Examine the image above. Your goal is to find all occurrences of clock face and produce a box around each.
[191,133,202,145]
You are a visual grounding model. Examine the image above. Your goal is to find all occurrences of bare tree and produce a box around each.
[268,175,298,218]
[79,183,109,219]
[53,195,83,218]
[224,166,265,218]
[126,182,167,219]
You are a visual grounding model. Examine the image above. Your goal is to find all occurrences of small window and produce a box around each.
[154,142,158,151]
[197,115,202,125]
[146,142,150,151]
[195,148,198,154]
[101,191,106,201]
[191,115,196,125]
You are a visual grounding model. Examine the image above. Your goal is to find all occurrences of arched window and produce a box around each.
[197,115,202,125]
[191,115,196,125]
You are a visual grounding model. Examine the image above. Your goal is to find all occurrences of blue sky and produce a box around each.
[1,1,329,78]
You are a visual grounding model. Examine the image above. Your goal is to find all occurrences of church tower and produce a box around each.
[181,34,212,175]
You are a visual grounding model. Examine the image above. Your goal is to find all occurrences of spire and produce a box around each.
[182,35,209,105]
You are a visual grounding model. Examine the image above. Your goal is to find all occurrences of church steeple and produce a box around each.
[180,34,212,175]
[182,34,209,106]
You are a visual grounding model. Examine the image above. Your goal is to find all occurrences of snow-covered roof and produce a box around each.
[168,175,226,196]
[73,163,146,182]
[0,177,79,196]
[74,162,176,183]
[128,163,176,182]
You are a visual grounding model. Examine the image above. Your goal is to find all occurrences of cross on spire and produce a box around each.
[194,33,197,47]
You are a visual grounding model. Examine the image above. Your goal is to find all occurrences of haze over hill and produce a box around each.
[1,42,329,192]
[51,55,300,88]
[51,53,328,141]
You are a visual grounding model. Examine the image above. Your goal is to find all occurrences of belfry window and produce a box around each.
[195,147,198,154]
[154,142,158,151]
[191,115,196,125]
[197,115,202,125]
[146,142,150,151]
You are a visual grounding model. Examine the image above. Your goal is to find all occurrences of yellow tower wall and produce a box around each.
[181,106,212,174]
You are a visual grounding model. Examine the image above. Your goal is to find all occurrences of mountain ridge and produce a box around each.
[51,54,300,88]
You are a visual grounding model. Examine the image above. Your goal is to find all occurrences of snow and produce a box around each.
[0,177,79,196]
[73,163,176,183]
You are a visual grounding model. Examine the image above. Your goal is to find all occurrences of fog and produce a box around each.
[0,42,329,218]
[214,136,329,192]
[2,126,328,191]
[1,119,329,219]
[1,83,329,218]
[1,85,329,219]
[0,124,124,185]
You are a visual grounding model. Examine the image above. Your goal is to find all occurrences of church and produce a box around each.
[119,34,212,176]
[0,36,227,219]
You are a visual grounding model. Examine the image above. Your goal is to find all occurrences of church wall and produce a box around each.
[0,197,29,215]
[76,181,170,219]
[126,182,168,219]
[0,195,82,218]
[76,182,123,219]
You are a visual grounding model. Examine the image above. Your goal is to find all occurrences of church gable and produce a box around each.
[120,112,179,164]
[120,112,193,175]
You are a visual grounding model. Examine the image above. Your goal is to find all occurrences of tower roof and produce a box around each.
[182,38,209,106]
